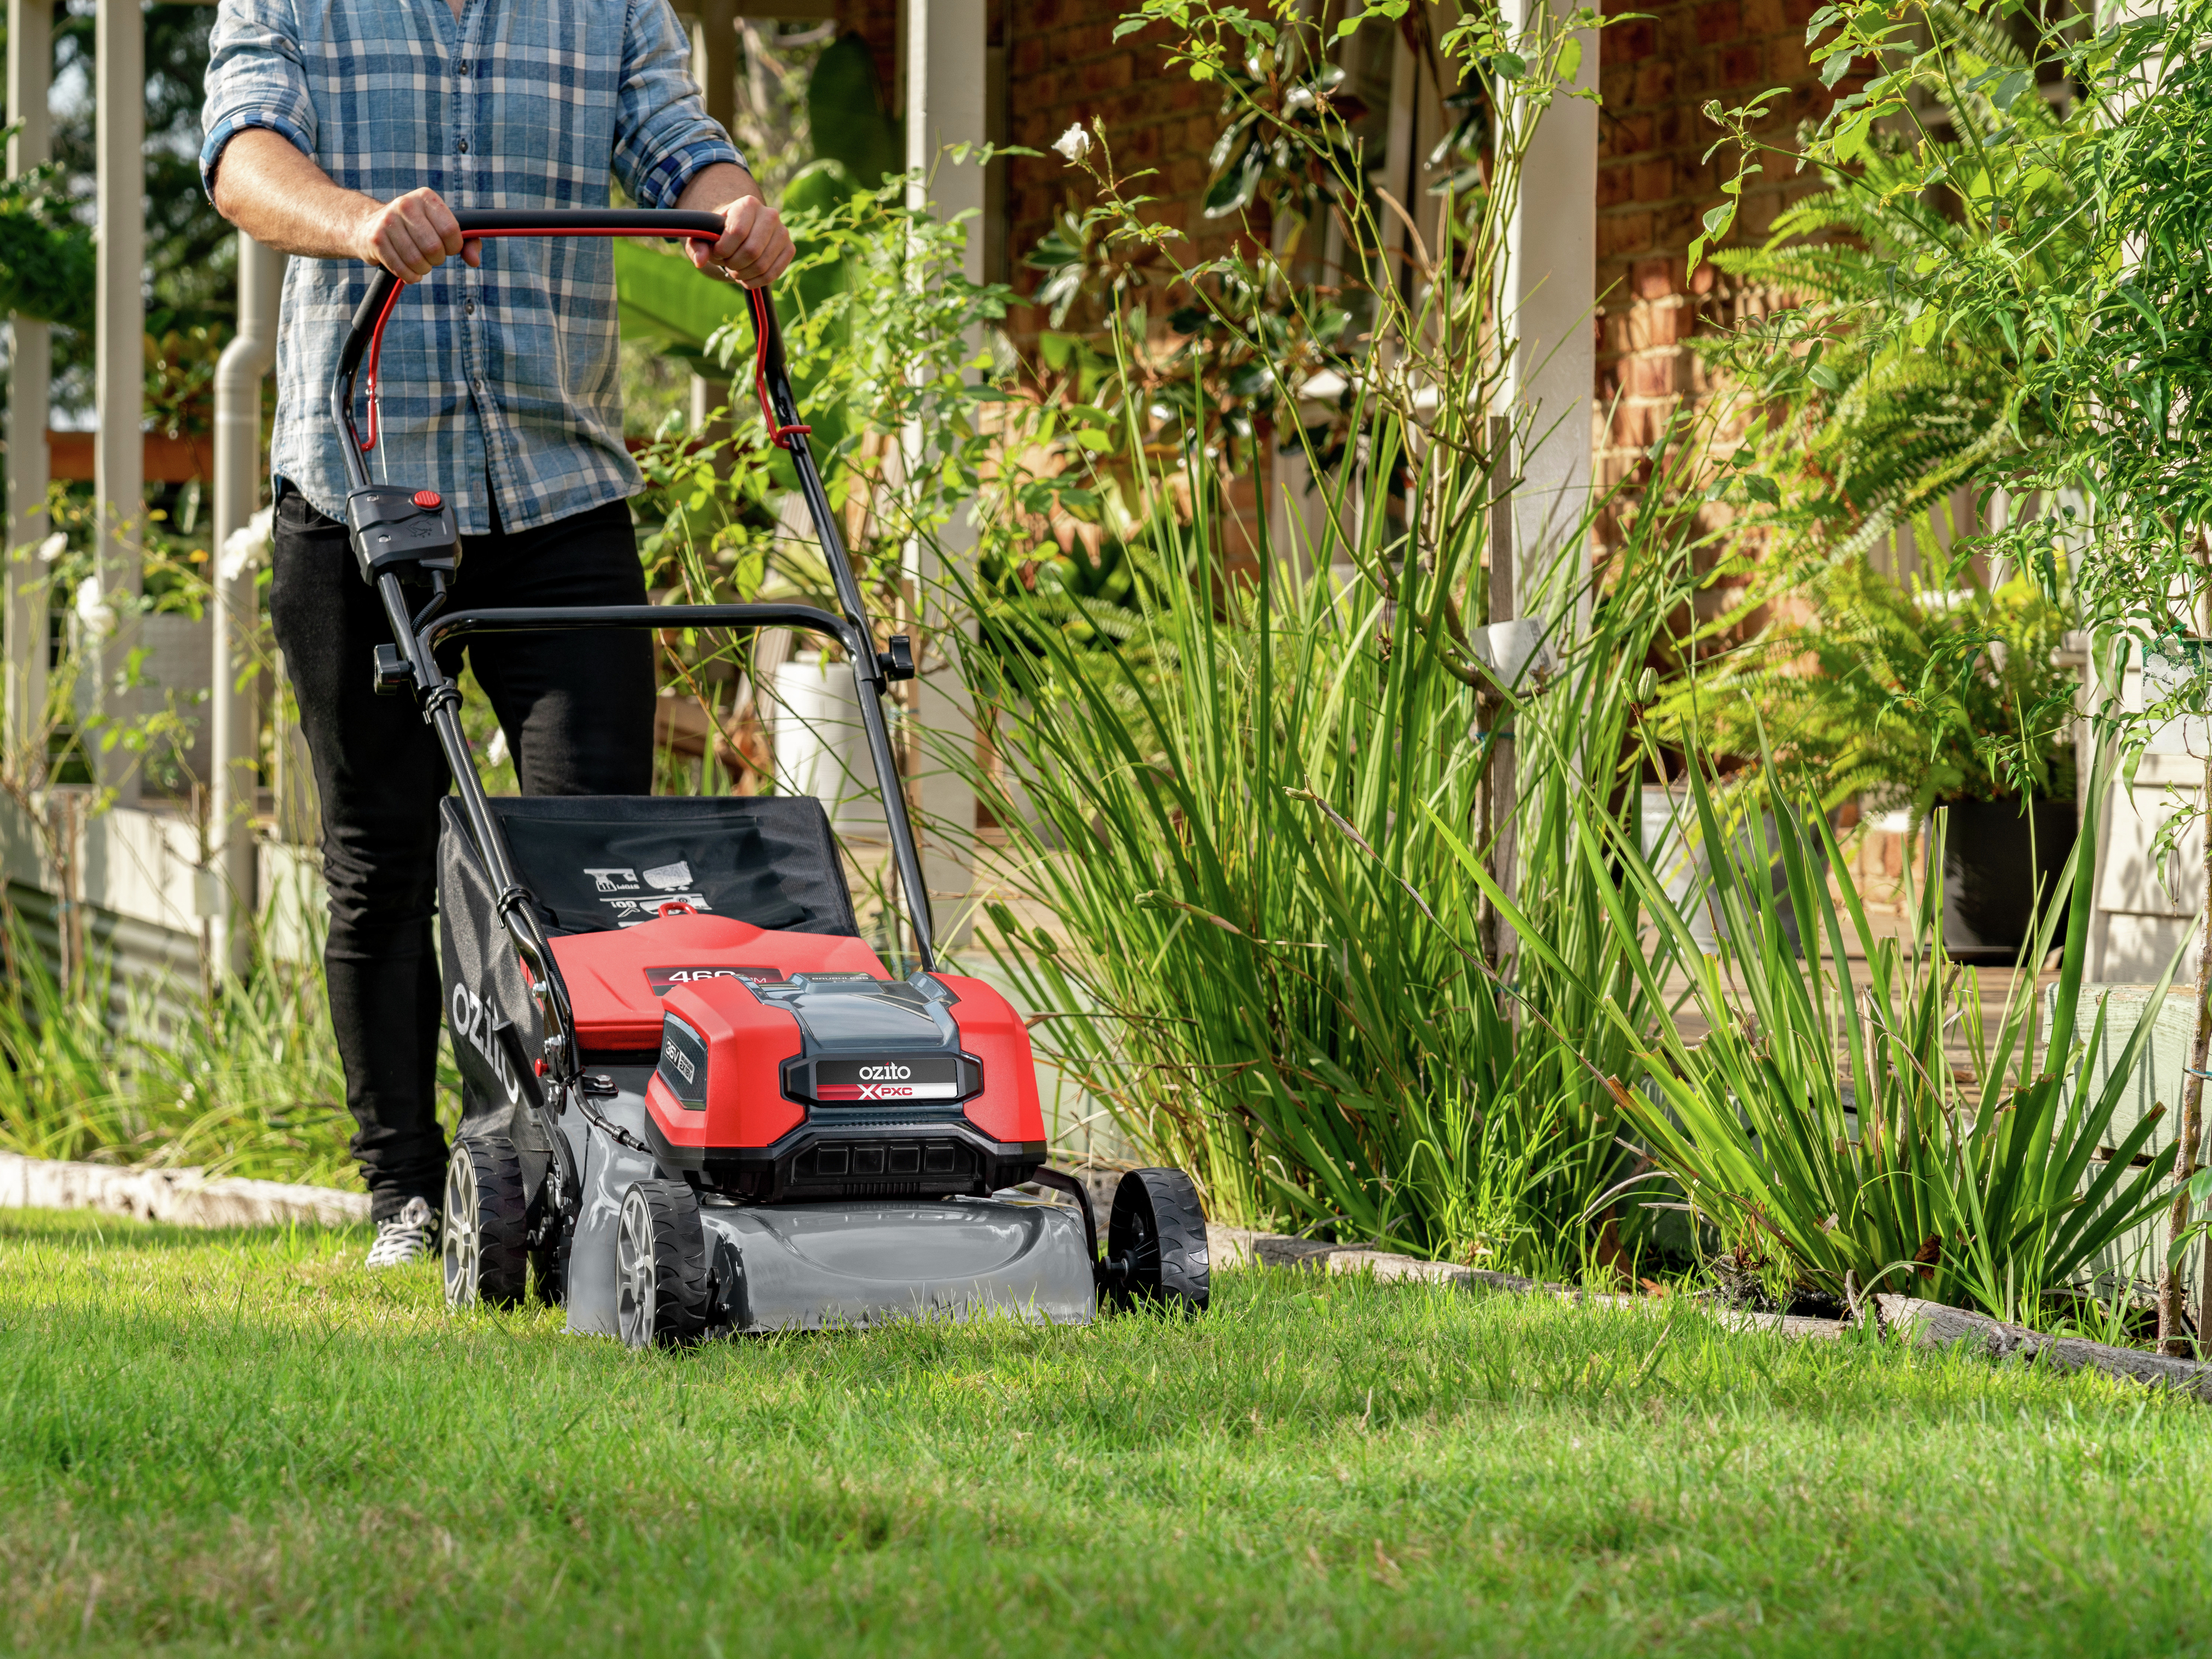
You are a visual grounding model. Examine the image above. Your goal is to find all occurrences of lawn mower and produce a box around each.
[332,207,1210,1344]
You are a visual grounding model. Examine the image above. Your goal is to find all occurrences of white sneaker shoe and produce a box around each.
[365,1196,440,1268]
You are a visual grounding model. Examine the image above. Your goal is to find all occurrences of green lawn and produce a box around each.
[3,1209,2209,1657]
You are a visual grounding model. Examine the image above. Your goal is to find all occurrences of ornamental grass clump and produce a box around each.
[1567,759,2175,1323]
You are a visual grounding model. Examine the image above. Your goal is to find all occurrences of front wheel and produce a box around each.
[1102,1168,1210,1314]
[442,1136,530,1309]
[615,1180,710,1349]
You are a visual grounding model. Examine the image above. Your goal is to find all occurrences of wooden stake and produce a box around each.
[1479,414,1517,969]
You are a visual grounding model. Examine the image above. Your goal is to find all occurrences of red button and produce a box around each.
[412,489,442,509]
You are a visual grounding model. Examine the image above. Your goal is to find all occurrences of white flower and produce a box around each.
[35,532,66,564]
[218,505,274,584]
[73,576,114,637]
[483,727,509,769]
[1052,123,1094,165]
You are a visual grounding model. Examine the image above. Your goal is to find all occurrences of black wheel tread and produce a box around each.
[1107,1168,1210,1313]
[447,1136,530,1308]
[620,1179,709,1348]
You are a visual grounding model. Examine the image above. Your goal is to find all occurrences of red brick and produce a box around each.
[1598,164,1635,208]
[1632,158,1674,202]
[1599,212,1654,258]
[1012,36,1048,77]
[1766,34,1813,82]
[1612,113,1656,153]
[1634,61,1675,102]
[1611,19,1657,57]
[1719,43,1761,84]
[1632,255,1676,299]
[1628,354,1672,400]
[1695,1,1741,43]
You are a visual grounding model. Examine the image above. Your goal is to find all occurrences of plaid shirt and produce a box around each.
[200,0,742,534]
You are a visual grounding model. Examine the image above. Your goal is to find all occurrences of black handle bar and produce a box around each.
[421,602,862,660]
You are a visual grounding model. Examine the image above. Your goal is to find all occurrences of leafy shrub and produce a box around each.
[1653,558,2079,814]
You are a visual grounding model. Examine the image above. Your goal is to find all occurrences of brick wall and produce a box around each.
[824,1,1843,504]
[1594,0,1841,495]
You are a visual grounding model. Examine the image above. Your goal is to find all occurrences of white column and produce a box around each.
[5,0,51,784]
[1501,0,1597,628]
[903,0,983,944]
[209,234,284,979]
[94,0,145,805]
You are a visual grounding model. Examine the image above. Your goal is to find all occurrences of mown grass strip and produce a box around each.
[2,1208,2207,1657]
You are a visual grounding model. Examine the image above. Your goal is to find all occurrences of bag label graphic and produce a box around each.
[580,857,714,925]
[813,1056,960,1103]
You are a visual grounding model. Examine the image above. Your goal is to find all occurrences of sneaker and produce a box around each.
[365,1196,440,1268]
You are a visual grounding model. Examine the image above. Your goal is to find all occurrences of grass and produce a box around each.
[5,1210,2210,1656]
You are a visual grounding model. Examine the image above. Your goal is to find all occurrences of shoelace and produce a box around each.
[365,1196,438,1267]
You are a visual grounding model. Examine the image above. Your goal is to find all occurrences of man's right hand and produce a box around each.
[354,187,482,282]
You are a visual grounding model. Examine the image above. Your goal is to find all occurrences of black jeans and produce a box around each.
[270,485,655,1221]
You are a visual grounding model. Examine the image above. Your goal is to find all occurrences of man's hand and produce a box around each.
[677,166,794,288]
[355,187,482,283]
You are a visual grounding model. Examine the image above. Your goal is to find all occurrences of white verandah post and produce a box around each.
[4,0,52,784]
[94,0,145,807]
[902,0,983,951]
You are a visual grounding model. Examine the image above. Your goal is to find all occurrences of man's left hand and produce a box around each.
[685,191,795,289]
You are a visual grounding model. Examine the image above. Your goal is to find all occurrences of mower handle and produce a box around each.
[332,208,805,485]
[329,205,943,1023]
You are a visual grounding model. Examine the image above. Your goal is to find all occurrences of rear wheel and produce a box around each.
[616,1180,710,1349]
[1103,1168,1210,1314]
[442,1137,530,1309]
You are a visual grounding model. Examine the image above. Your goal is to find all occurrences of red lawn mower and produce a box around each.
[333,207,1209,1344]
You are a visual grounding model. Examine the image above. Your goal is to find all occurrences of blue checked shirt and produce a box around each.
[200,0,742,534]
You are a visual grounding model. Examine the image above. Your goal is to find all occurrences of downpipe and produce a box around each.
[209,233,284,979]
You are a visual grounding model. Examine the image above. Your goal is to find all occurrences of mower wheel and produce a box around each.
[616,1180,710,1349]
[442,1136,530,1310]
[1104,1168,1210,1314]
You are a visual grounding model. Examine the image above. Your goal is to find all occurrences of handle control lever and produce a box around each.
[876,634,916,683]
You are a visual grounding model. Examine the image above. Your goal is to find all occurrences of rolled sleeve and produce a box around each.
[199,0,319,201]
[612,0,745,209]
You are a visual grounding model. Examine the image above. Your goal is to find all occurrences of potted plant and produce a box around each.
[1655,556,2079,963]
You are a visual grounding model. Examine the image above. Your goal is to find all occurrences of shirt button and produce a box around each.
[458,60,469,74]
[465,300,475,316]
[457,139,469,153]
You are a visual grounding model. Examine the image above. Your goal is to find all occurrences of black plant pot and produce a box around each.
[1937,796,2079,965]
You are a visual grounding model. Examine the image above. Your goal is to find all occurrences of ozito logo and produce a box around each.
[813,1057,962,1104]
[449,982,522,1104]
[645,965,784,994]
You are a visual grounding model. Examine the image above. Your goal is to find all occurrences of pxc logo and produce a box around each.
[859,1063,913,1082]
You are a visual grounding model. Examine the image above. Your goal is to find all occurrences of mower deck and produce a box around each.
[559,1069,1095,1335]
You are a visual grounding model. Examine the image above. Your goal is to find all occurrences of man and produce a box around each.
[201,0,793,1265]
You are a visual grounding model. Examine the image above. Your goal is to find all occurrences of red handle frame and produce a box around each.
[347,212,808,454]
